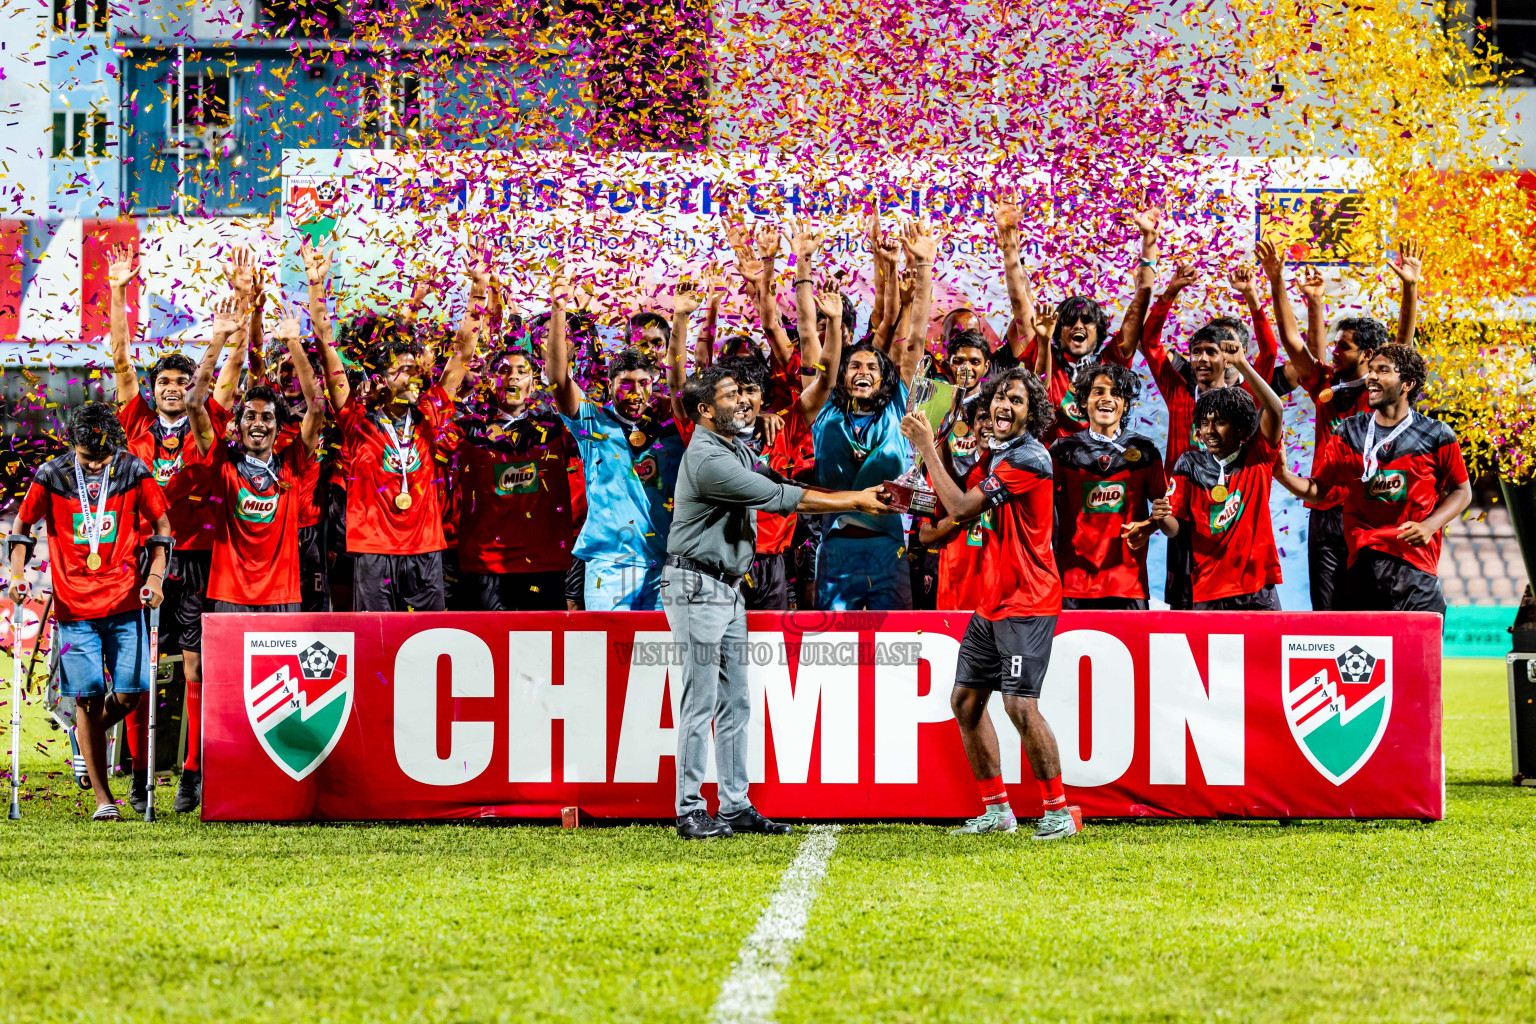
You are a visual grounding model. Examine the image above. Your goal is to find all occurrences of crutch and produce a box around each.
[141,587,161,823]
[9,581,28,820]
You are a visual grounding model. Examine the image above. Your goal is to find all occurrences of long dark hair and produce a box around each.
[832,342,901,415]
[979,367,1054,439]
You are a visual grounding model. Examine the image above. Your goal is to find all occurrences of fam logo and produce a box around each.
[1209,488,1244,534]
[383,445,421,474]
[1367,469,1407,502]
[495,461,539,495]
[72,511,118,545]
[1281,636,1392,785]
[1083,480,1127,514]
[244,632,355,781]
[286,176,343,246]
[236,488,278,523]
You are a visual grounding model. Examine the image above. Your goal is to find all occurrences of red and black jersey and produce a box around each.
[16,450,169,622]
[973,434,1062,619]
[1314,412,1468,576]
[1140,295,1279,467]
[272,421,334,530]
[1302,368,1371,511]
[1016,337,1133,446]
[1050,430,1166,601]
[933,460,989,611]
[119,391,231,550]
[173,442,312,605]
[454,414,577,575]
[1168,433,1283,602]
[337,385,455,555]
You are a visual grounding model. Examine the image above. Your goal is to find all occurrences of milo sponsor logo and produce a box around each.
[633,451,660,487]
[383,445,420,474]
[71,511,119,545]
[1209,488,1244,535]
[1366,469,1407,502]
[1083,480,1127,514]
[495,461,539,495]
[965,509,995,547]
[153,455,183,485]
[1060,394,1085,424]
[236,488,279,523]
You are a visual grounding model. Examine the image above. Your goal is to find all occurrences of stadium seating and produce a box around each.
[1440,505,1528,607]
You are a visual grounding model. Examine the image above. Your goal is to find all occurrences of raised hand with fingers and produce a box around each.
[755,222,783,260]
[224,246,256,299]
[1298,265,1325,303]
[299,240,332,287]
[107,244,140,289]
[211,294,241,344]
[1228,264,1259,300]
[701,262,726,310]
[902,218,938,265]
[673,278,703,318]
[1219,335,1249,367]
[1032,308,1058,342]
[789,218,825,261]
[814,279,843,321]
[1168,263,1199,292]
[549,267,572,309]
[1128,195,1163,239]
[272,298,302,346]
[1387,238,1423,285]
[1255,239,1284,283]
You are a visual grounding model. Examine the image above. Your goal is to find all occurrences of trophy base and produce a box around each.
[882,478,939,518]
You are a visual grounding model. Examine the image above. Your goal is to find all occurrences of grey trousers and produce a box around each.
[661,564,751,817]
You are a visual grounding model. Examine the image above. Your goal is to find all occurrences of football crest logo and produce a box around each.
[244,633,355,781]
[1281,637,1392,785]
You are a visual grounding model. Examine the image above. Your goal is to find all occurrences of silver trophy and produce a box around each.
[883,356,960,517]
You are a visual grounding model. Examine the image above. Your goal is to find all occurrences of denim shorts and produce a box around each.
[57,610,152,697]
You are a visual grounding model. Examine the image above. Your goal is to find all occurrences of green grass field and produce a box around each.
[1,658,1532,1023]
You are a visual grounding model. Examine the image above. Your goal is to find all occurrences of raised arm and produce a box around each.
[1274,459,1324,503]
[215,259,261,409]
[106,244,142,405]
[994,200,1035,349]
[188,295,239,455]
[1298,265,1328,369]
[300,240,350,412]
[872,228,903,351]
[668,278,702,424]
[1257,239,1315,387]
[440,248,490,401]
[789,219,827,370]
[274,300,325,455]
[544,270,581,418]
[1110,202,1162,362]
[797,280,845,424]
[866,210,888,343]
[696,263,723,367]
[896,219,938,385]
[1223,336,1282,444]
[1386,238,1423,348]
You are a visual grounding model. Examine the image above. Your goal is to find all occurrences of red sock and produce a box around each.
[977,774,1008,809]
[124,702,147,765]
[1037,773,1066,811]
[183,676,202,772]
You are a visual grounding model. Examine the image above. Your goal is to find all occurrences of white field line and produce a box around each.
[708,824,841,1024]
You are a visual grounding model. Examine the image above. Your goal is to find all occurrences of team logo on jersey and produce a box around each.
[495,462,539,495]
[1366,469,1407,502]
[1060,394,1085,423]
[383,445,420,474]
[633,451,660,487]
[236,488,279,523]
[1083,480,1127,514]
[152,455,183,485]
[1209,488,1244,534]
[965,509,995,546]
[71,511,118,546]
[1282,636,1392,785]
[244,632,355,781]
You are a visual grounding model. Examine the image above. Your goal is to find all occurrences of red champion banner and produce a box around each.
[200,611,1444,821]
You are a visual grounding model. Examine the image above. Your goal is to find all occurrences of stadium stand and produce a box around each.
[1440,505,1528,607]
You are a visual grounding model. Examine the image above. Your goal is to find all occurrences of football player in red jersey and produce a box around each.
[106,244,253,813]
[8,403,172,820]
[1274,344,1469,612]
[1050,362,1168,609]
[1154,338,1286,610]
[1293,241,1425,609]
[917,401,992,612]
[901,368,1077,841]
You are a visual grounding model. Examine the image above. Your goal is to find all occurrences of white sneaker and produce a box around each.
[1031,808,1078,841]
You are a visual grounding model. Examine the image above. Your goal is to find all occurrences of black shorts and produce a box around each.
[353,551,446,612]
[955,614,1058,699]
[468,570,568,611]
[1192,585,1281,611]
[1062,595,1149,610]
[564,559,585,608]
[163,549,212,654]
[298,523,329,613]
[1338,550,1446,614]
[212,600,301,614]
[1163,527,1194,610]
[744,551,789,611]
[1307,506,1347,611]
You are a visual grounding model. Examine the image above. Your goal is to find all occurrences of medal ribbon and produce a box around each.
[243,453,275,480]
[1084,429,1127,455]
[72,458,112,565]
[1213,447,1242,491]
[1362,411,1413,483]
[379,411,414,504]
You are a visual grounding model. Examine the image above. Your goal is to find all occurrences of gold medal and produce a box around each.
[1124,447,1142,462]
[1210,484,1230,502]
[161,434,181,452]
[952,422,969,438]
[1318,387,1335,404]
[394,492,413,510]
[86,552,102,570]
[628,430,647,448]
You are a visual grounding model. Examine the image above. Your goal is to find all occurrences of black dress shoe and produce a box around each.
[676,809,733,839]
[718,806,793,835]
[126,770,148,815]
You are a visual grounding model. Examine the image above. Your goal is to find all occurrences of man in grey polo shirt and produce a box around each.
[667,365,894,839]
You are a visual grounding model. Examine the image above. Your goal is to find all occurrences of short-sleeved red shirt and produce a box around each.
[17,451,169,622]
[972,433,1063,619]
[1302,368,1372,511]
[454,414,577,575]
[272,421,332,530]
[337,385,455,555]
[1314,411,1469,576]
[119,391,231,550]
[1168,433,1283,602]
[1050,430,1167,601]
[173,442,312,605]
[933,460,989,611]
